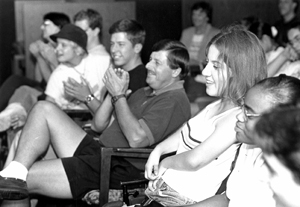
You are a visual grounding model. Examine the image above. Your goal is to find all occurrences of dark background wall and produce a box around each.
[0,0,293,85]
[0,0,15,84]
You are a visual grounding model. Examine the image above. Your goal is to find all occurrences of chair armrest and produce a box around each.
[114,148,153,154]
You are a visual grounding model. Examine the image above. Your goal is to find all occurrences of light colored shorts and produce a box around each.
[145,178,196,206]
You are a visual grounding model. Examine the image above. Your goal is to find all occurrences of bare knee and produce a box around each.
[32,101,60,114]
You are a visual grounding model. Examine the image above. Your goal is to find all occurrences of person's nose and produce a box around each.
[55,44,61,53]
[201,63,210,76]
[145,62,152,71]
[110,44,118,53]
[236,110,246,123]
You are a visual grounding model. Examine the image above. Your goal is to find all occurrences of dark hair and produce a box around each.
[109,19,146,46]
[255,74,300,106]
[151,39,189,80]
[73,9,103,40]
[239,16,259,30]
[191,1,213,23]
[254,100,300,183]
[43,12,70,29]
[205,25,267,105]
[289,21,300,33]
[248,20,273,40]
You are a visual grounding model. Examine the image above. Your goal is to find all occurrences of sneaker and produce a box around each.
[0,115,11,132]
[0,103,27,132]
[0,176,29,200]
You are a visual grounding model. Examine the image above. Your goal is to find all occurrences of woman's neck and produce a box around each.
[195,23,209,35]
[218,99,236,113]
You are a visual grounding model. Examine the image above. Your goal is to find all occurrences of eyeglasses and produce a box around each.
[241,104,261,120]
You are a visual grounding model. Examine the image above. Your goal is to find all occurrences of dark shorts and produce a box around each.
[61,134,142,200]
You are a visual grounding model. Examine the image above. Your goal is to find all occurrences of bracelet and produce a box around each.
[111,94,126,105]
[85,94,95,105]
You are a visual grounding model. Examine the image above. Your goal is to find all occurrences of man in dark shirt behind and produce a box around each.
[274,0,299,46]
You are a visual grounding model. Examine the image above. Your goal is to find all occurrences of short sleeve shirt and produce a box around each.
[99,81,191,148]
[45,54,110,109]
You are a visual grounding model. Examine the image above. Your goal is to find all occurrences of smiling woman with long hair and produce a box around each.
[143,25,267,206]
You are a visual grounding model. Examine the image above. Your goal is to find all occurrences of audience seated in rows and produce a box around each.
[0,23,110,132]
[2,17,149,207]
[143,25,267,206]
[169,76,300,207]
[267,21,300,78]
[0,12,70,113]
[0,9,111,132]
[0,39,191,207]
[2,18,148,183]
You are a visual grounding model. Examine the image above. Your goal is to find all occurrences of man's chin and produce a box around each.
[112,60,124,68]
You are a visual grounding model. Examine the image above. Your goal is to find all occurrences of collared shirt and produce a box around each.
[99,80,190,148]
[145,80,185,96]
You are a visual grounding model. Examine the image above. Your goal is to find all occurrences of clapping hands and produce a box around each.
[103,67,131,97]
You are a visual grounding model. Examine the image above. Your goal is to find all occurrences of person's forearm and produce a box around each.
[92,95,114,132]
[85,98,101,114]
[113,97,148,148]
[267,52,289,77]
[36,56,52,82]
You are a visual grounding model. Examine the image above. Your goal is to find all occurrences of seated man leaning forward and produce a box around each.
[0,39,191,202]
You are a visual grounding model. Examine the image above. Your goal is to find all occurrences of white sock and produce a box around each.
[0,161,28,181]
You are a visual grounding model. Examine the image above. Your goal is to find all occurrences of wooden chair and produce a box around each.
[98,147,153,206]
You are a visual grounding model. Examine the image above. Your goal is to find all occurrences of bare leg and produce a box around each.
[27,159,73,198]
[14,101,87,169]
[0,198,30,207]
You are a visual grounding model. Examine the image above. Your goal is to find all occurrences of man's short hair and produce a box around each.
[43,12,70,29]
[109,19,146,46]
[73,9,103,39]
[151,39,189,80]
[191,1,213,23]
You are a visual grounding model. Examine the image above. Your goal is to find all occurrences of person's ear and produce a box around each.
[134,43,143,54]
[172,68,182,78]
[75,46,84,56]
[93,27,100,37]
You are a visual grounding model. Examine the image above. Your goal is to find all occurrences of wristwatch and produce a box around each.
[111,94,126,105]
[85,94,95,104]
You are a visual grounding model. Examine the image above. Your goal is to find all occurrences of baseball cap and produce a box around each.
[50,24,88,53]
